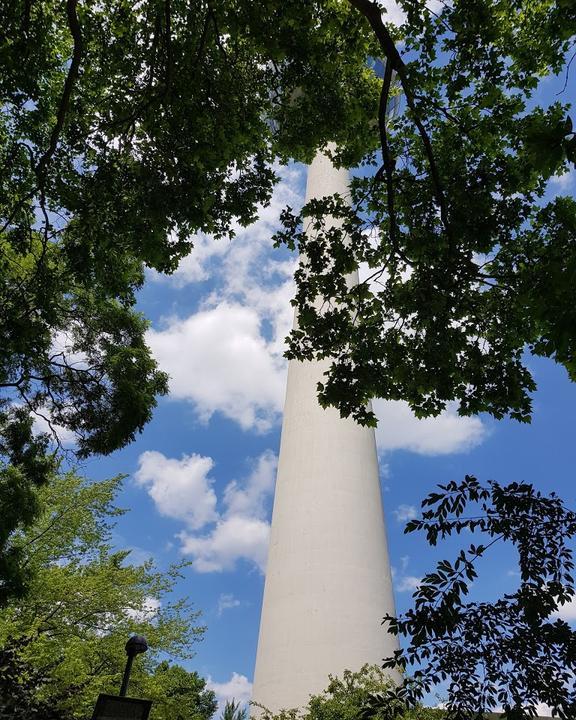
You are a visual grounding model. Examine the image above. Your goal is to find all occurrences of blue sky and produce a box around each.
[64,31,576,714]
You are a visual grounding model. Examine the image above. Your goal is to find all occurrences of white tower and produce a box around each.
[252,151,399,713]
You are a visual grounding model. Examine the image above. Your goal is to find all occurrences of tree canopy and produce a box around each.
[278,0,576,427]
[370,477,576,719]
[0,0,383,600]
[1,0,381,454]
[0,469,212,719]
[222,699,248,720]
[254,665,441,720]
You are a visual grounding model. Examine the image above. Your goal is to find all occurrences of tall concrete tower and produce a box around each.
[252,151,399,712]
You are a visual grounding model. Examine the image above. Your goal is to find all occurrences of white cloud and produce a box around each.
[553,597,576,621]
[535,703,554,716]
[207,672,253,713]
[217,593,241,616]
[382,0,444,27]
[550,168,575,191]
[135,449,276,573]
[50,329,89,369]
[179,515,270,573]
[393,504,418,522]
[392,557,421,593]
[157,164,304,291]
[179,451,277,573]
[134,451,218,530]
[156,234,232,286]
[223,450,277,520]
[395,575,422,593]
[382,0,407,26]
[126,596,161,622]
[146,166,304,433]
[123,545,155,566]
[490,702,554,717]
[147,303,286,432]
[32,409,77,447]
[374,399,487,455]
[94,596,161,637]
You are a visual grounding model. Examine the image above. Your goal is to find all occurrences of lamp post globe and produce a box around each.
[126,635,148,657]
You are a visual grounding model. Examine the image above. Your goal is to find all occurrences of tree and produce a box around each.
[222,699,248,720]
[139,662,218,720]
[0,641,217,720]
[0,469,212,719]
[362,478,576,719]
[0,0,381,451]
[253,665,442,720]
[0,639,74,720]
[277,0,576,428]
[0,408,58,603]
[0,0,380,600]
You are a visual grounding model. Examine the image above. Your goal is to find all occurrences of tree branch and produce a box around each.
[209,6,229,59]
[378,59,397,249]
[194,9,213,68]
[557,46,576,96]
[22,499,79,552]
[35,0,83,183]
[347,0,452,241]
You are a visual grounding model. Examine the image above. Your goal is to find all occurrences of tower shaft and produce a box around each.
[252,151,398,713]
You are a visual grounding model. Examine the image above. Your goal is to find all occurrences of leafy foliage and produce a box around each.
[0,638,74,720]
[0,407,58,604]
[0,0,382,603]
[141,661,217,720]
[373,477,576,719]
[223,699,248,720]
[277,0,576,427]
[253,665,441,720]
[0,470,211,719]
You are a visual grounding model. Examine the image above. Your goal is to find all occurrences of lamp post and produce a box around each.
[119,634,148,697]
[91,635,152,720]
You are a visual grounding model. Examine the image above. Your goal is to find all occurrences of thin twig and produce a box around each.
[557,47,576,96]
[209,7,228,59]
[429,533,504,611]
